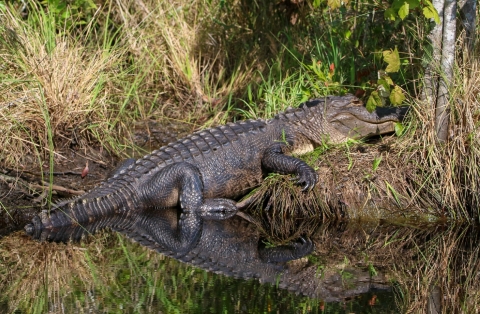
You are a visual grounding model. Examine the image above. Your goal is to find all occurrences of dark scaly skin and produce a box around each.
[31,207,389,301]
[25,95,408,244]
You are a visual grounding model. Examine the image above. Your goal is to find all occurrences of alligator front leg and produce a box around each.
[262,143,318,191]
[142,162,238,220]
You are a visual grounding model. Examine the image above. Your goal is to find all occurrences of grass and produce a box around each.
[0,2,132,168]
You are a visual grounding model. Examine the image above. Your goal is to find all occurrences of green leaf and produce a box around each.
[313,0,322,8]
[384,75,394,85]
[328,0,342,10]
[398,1,409,20]
[383,47,401,73]
[366,91,382,112]
[406,0,420,10]
[372,156,382,171]
[384,8,397,21]
[395,122,406,136]
[389,85,406,105]
[423,0,440,24]
[391,0,404,10]
[344,30,352,39]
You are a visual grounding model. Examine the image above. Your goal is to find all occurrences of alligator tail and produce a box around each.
[25,190,135,240]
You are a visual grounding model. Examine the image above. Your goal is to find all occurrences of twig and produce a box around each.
[0,173,84,197]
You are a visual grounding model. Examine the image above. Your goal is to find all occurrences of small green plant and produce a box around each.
[275,129,289,146]
[366,48,407,112]
[368,263,378,277]
[372,156,382,172]
[37,0,98,31]
[384,0,440,23]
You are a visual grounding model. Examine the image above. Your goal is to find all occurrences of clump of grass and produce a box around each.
[108,0,255,126]
[0,4,130,168]
[243,135,441,236]
[244,174,325,242]
[395,48,480,220]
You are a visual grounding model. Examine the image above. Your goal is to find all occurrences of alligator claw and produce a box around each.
[294,169,318,192]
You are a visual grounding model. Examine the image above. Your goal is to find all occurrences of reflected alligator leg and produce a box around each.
[133,210,205,256]
[258,237,314,263]
[142,162,238,220]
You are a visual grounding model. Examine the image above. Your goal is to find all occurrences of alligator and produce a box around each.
[29,206,390,301]
[25,95,407,238]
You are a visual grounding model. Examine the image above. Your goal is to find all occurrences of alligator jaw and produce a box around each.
[329,106,409,140]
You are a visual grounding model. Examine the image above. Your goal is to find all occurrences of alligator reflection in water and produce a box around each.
[28,208,389,302]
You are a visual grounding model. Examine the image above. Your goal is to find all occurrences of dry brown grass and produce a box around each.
[400,48,480,218]
[243,136,439,234]
[0,6,128,168]
[109,0,255,125]
[0,0,259,170]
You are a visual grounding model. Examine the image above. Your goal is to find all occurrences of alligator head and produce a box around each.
[319,95,408,143]
[292,95,408,145]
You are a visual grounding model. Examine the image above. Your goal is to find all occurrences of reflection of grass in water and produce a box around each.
[313,221,480,313]
[0,233,95,312]
[0,231,334,313]
[392,224,480,313]
[2,223,478,312]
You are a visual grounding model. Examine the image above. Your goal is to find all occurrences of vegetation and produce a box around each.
[0,0,478,221]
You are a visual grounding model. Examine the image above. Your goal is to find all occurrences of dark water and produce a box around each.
[1,208,479,313]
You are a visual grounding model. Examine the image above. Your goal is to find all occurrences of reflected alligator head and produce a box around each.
[27,208,389,302]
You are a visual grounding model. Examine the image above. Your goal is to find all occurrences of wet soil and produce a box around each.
[0,120,192,238]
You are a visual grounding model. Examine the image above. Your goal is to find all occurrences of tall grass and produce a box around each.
[0,2,131,169]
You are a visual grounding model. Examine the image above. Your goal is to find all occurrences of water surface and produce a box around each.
[1,209,478,313]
